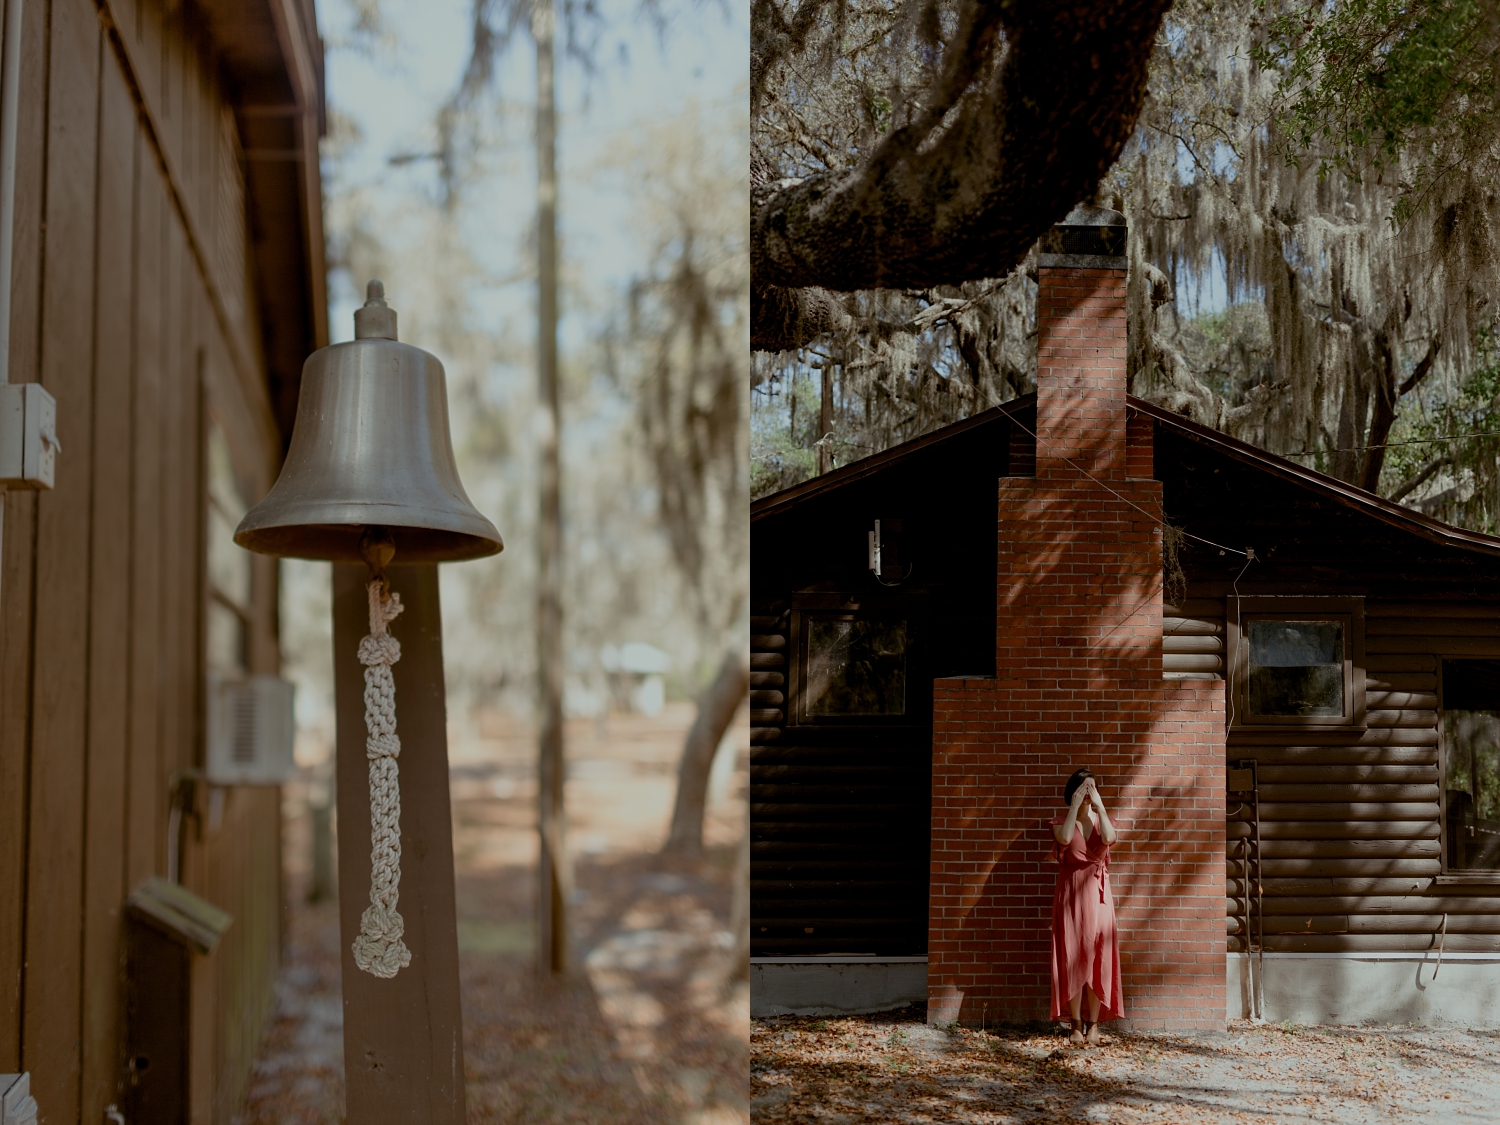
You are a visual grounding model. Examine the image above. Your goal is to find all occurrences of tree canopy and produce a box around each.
[753,0,1500,535]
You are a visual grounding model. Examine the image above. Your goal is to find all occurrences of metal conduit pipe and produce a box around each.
[1229,759,1263,1020]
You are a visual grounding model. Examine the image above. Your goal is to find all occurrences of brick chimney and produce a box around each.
[926,209,1226,1031]
[1035,207,1130,477]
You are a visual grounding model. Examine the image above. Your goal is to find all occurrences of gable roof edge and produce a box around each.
[1133,396,1500,561]
[751,395,1034,523]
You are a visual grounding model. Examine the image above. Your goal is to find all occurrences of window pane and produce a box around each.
[806,618,906,716]
[1446,710,1500,870]
[208,600,248,675]
[1246,619,1344,718]
[207,424,253,611]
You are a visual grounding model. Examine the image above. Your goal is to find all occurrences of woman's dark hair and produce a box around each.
[1063,768,1094,806]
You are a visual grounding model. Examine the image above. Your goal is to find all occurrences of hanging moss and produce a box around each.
[752,0,1500,526]
[1162,524,1188,608]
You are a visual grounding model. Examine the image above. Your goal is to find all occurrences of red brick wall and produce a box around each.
[927,265,1225,1031]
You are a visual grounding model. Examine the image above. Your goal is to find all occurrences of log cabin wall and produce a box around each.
[0,0,323,1121]
[1221,605,1496,954]
[1149,408,1500,967]
[750,404,1026,960]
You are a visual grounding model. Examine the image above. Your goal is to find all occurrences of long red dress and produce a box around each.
[1048,812,1123,1021]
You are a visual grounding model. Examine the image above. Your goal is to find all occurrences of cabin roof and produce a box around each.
[752,393,1500,561]
[750,396,1033,523]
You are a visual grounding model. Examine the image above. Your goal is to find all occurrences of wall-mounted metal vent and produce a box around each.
[206,674,296,785]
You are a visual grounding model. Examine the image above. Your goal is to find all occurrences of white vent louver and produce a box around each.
[206,674,296,785]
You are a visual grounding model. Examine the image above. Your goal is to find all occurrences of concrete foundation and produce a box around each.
[751,958,928,1017]
[1229,953,1500,1026]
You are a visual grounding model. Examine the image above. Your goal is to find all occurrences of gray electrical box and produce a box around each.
[0,1073,38,1125]
[0,383,59,489]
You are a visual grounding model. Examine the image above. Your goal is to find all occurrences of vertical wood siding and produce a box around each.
[0,2,287,1122]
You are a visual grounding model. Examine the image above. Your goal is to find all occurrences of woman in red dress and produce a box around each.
[1050,768,1121,1047]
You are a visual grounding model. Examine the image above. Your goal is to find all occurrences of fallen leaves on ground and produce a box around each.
[750,1006,1500,1123]
[237,706,749,1124]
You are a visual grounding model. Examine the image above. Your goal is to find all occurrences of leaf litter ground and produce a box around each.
[752,1005,1500,1123]
[235,703,749,1124]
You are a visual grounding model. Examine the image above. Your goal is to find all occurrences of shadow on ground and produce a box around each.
[237,706,748,1124]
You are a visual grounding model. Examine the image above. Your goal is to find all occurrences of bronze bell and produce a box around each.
[235,281,503,563]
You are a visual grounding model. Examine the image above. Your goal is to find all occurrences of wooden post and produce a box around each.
[333,563,466,1125]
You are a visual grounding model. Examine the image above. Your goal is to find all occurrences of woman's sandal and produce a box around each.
[1069,1019,1085,1046]
[1085,1021,1102,1047]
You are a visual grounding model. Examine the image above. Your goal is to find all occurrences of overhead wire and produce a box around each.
[1004,410,1251,558]
[1279,429,1500,459]
[986,408,1256,649]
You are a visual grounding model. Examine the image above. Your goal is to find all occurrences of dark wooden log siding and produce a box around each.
[750,404,1029,956]
[0,1,308,1121]
[751,717,932,955]
[1164,599,1224,678]
[750,613,787,741]
[1153,419,1500,955]
[749,594,934,955]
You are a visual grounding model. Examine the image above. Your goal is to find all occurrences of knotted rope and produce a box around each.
[351,576,412,978]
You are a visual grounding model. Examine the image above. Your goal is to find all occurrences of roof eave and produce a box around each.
[1131,396,1500,561]
[751,395,1035,523]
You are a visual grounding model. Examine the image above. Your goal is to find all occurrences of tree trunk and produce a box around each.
[1359,325,1398,492]
[1363,337,1440,494]
[751,0,1172,351]
[534,0,569,977]
[817,365,833,475]
[730,808,749,981]
[663,647,749,856]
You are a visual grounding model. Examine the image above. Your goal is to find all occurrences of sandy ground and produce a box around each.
[236,703,749,1125]
[750,1007,1500,1124]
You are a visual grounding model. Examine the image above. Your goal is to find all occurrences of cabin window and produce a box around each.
[801,616,907,718]
[1441,660,1500,873]
[1227,597,1364,729]
[1443,712,1500,870]
[1245,620,1344,717]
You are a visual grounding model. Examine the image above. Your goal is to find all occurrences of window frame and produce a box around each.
[1437,661,1500,881]
[204,415,259,678]
[788,595,925,729]
[1226,595,1366,731]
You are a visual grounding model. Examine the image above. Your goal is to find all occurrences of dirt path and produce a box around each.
[751,1007,1500,1124]
[236,705,748,1124]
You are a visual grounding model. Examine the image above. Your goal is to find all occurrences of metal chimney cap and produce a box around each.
[1038,206,1128,266]
[1056,205,1127,227]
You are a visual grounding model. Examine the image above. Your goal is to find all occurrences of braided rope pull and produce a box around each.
[352,530,412,978]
